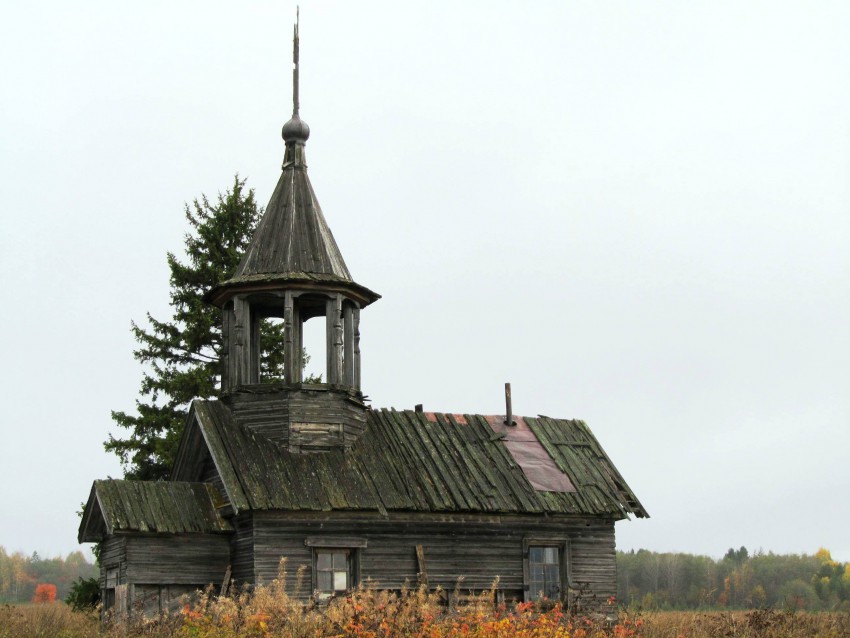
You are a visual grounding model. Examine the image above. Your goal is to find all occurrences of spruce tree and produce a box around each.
[106,175,287,480]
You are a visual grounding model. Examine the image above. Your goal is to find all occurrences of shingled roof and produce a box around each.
[183,401,648,520]
[231,162,350,282]
[78,479,233,542]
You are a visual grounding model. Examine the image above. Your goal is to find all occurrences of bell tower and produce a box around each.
[206,15,380,451]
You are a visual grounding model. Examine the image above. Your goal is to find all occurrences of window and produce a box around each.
[529,547,560,599]
[523,538,568,602]
[104,566,119,610]
[105,566,119,588]
[306,537,366,600]
[315,549,352,597]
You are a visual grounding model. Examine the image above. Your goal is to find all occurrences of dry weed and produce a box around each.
[5,581,849,638]
[0,602,100,638]
[641,609,850,638]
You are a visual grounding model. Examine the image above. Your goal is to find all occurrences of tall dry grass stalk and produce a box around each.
[0,603,100,638]
[636,609,850,638]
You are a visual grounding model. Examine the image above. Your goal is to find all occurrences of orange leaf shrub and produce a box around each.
[32,582,57,603]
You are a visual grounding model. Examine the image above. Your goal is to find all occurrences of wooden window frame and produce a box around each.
[306,537,366,599]
[103,564,120,610]
[522,537,570,603]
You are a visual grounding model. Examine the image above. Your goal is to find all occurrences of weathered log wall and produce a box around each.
[123,533,230,585]
[99,536,127,588]
[238,512,616,612]
[230,513,255,583]
[225,385,368,450]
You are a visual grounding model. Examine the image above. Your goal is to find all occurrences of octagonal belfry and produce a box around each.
[204,20,379,451]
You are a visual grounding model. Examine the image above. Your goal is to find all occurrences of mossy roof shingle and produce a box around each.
[78,479,232,542]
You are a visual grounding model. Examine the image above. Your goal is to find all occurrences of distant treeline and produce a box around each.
[617,547,850,610]
[0,547,97,603]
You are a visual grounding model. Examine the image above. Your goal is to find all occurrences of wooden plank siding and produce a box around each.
[99,536,127,589]
[565,523,618,611]
[123,534,230,586]
[230,513,255,583]
[226,384,369,450]
[241,512,617,613]
[227,390,292,445]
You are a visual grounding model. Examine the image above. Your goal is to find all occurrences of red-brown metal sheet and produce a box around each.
[485,415,576,493]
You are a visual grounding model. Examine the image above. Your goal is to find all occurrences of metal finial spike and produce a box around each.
[282,7,309,146]
[292,8,300,117]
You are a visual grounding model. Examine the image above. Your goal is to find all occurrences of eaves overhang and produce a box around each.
[205,272,381,309]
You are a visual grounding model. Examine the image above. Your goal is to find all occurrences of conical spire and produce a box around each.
[209,11,379,309]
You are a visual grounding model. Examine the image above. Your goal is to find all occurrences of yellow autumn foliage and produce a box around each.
[815,547,837,567]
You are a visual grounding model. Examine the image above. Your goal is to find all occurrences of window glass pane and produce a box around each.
[316,549,353,593]
[545,564,560,595]
[318,571,332,592]
[317,552,332,570]
[531,564,544,583]
[106,568,118,588]
[529,545,561,600]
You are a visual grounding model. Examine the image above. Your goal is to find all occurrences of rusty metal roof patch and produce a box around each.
[485,415,576,493]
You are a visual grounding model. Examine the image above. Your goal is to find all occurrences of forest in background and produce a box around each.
[617,547,849,610]
[0,547,97,603]
[2,544,847,610]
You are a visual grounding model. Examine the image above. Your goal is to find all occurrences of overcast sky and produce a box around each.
[1,1,848,564]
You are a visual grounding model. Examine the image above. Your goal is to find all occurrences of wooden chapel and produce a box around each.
[78,18,647,618]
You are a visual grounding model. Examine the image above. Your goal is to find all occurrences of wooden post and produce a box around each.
[221,305,232,390]
[284,292,296,383]
[115,583,128,620]
[221,565,232,596]
[232,296,252,387]
[353,305,361,390]
[334,295,344,384]
[250,311,261,384]
[343,302,354,387]
[293,301,302,383]
[416,544,429,588]
[326,295,344,385]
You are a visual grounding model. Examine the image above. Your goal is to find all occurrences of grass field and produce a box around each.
[2,593,849,638]
[623,608,850,638]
